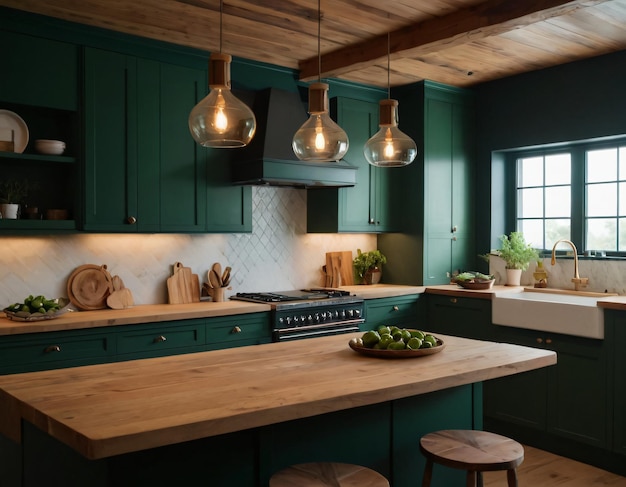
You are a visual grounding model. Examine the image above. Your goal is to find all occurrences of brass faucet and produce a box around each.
[550,239,589,291]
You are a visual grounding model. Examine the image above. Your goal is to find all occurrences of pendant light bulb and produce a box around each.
[292,82,349,162]
[189,53,256,148]
[364,99,417,167]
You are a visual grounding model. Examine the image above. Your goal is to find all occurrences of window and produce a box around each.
[512,138,626,255]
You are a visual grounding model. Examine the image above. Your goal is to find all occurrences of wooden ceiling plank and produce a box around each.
[298,0,613,81]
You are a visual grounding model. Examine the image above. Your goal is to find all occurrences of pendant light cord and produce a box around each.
[317,0,321,82]
[219,0,223,53]
[387,32,391,99]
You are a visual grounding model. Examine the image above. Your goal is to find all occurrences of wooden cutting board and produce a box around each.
[167,262,200,304]
[325,251,354,287]
[67,264,114,311]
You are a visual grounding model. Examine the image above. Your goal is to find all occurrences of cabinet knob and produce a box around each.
[127,216,137,224]
[153,335,167,343]
[369,218,375,224]
[452,225,458,232]
[450,298,457,304]
[536,337,543,344]
[392,306,399,311]
[232,326,242,333]
[545,338,552,344]
[44,345,61,353]
[452,236,457,241]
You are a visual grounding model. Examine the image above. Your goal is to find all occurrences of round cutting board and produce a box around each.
[67,264,113,310]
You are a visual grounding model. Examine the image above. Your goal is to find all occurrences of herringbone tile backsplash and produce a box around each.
[0,187,375,305]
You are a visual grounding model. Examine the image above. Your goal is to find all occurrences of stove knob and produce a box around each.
[301,315,307,324]
[340,310,346,319]
[285,317,292,326]
[307,315,313,324]
[354,309,361,318]
[347,309,354,318]
[293,316,299,324]
[314,313,321,323]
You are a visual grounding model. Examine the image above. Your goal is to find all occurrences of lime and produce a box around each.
[407,337,423,350]
[379,334,394,349]
[377,325,391,335]
[388,340,406,350]
[424,334,438,347]
[410,330,425,340]
[392,330,403,341]
[400,329,412,342]
[390,326,401,335]
[362,330,381,347]
[420,340,433,349]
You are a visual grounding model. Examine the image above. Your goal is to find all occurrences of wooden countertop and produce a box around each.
[340,284,425,298]
[424,284,523,300]
[0,301,271,336]
[0,333,556,460]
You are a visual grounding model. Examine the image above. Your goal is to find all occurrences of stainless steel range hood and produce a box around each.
[230,88,357,188]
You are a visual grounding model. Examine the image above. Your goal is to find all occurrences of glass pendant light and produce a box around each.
[188,0,256,148]
[364,34,417,167]
[292,0,349,162]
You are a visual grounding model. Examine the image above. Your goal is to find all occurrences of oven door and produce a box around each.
[273,320,363,342]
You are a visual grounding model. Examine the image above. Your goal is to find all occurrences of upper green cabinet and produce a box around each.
[379,81,476,285]
[307,97,398,233]
[83,47,207,232]
[0,30,78,110]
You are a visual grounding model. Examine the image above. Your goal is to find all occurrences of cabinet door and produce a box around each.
[365,295,420,330]
[0,31,78,110]
[307,98,392,233]
[610,311,626,455]
[84,47,139,231]
[425,294,492,340]
[148,60,207,232]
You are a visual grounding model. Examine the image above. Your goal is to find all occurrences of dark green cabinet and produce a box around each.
[379,81,475,286]
[364,294,421,330]
[307,97,398,233]
[116,320,206,359]
[206,312,271,349]
[607,310,626,456]
[483,326,608,450]
[83,47,207,232]
[0,30,78,111]
[425,293,493,340]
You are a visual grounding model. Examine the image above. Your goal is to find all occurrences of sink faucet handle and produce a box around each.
[572,277,589,291]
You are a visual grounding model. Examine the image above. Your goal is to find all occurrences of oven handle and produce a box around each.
[275,319,365,334]
[275,325,361,341]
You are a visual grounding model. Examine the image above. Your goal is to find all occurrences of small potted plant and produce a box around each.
[0,178,29,219]
[353,249,387,285]
[495,231,539,286]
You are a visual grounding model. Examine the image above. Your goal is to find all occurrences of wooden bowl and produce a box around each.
[348,336,445,358]
[455,279,495,290]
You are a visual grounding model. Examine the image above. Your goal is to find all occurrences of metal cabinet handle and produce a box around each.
[153,335,167,343]
[545,338,552,344]
[127,216,137,224]
[450,298,457,304]
[452,236,457,241]
[536,337,543,344]
[44,345,61,353]
[369,218,375,224]
[392,306,399,311]
[231,326,242,334]
[452,225,458,232]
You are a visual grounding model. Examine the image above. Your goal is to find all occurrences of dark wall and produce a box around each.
[474,49,626,254]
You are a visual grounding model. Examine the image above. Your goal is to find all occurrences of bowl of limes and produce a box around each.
[349,326,444,358]
[3,295,70,321]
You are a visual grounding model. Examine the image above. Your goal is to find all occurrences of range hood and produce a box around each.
[230,88,358,188]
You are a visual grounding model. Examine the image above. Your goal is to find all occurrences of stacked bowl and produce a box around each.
[35,139,65,155]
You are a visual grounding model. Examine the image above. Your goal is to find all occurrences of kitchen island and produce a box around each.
[0,331,555,486]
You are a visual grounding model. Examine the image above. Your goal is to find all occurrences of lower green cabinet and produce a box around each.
[116,320,206,359]
[607,310,626,456]
[484,326,608,450]
[206,312,271,349]
[0,328,115,375]
[425,293,493,340]
[364,294,421,331]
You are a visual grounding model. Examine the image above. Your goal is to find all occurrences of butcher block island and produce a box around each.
[0,333,555,487]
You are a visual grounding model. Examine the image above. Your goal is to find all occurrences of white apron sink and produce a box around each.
[492,290,605,339]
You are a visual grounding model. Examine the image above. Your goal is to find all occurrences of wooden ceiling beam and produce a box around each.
[298,0,611,82]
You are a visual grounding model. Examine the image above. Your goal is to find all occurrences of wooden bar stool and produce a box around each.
[270,462,389,486]
[419,430,524,487]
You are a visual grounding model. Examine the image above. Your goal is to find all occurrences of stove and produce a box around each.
[231,289,365,341]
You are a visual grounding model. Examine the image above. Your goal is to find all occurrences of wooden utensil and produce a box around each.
[221,266,231,286]
[209,269,222,289]
[107,275,134,309]
[167,262,200,304]
[212,263,222,282]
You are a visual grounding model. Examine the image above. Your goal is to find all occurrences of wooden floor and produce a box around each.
[483,445,626,486]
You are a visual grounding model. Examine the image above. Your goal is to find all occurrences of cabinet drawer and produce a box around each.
[0,330,114,374]
[116,320,206,358]
[206,313,271,348]
[426,294,492,339]
[365,295,420,328]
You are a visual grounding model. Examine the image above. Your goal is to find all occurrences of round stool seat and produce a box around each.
[420,430,524,487]
[270,462,389,487]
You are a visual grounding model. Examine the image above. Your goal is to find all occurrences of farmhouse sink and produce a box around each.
[492,289,608,339]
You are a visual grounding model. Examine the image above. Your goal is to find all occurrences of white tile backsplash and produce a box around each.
[0,187,376,306]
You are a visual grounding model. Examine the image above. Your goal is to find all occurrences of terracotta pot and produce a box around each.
[363,266,382,285]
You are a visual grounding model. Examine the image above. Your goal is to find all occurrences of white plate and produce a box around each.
[0,109,29,153]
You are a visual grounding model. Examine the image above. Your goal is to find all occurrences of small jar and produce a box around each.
[533,261,548,288]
